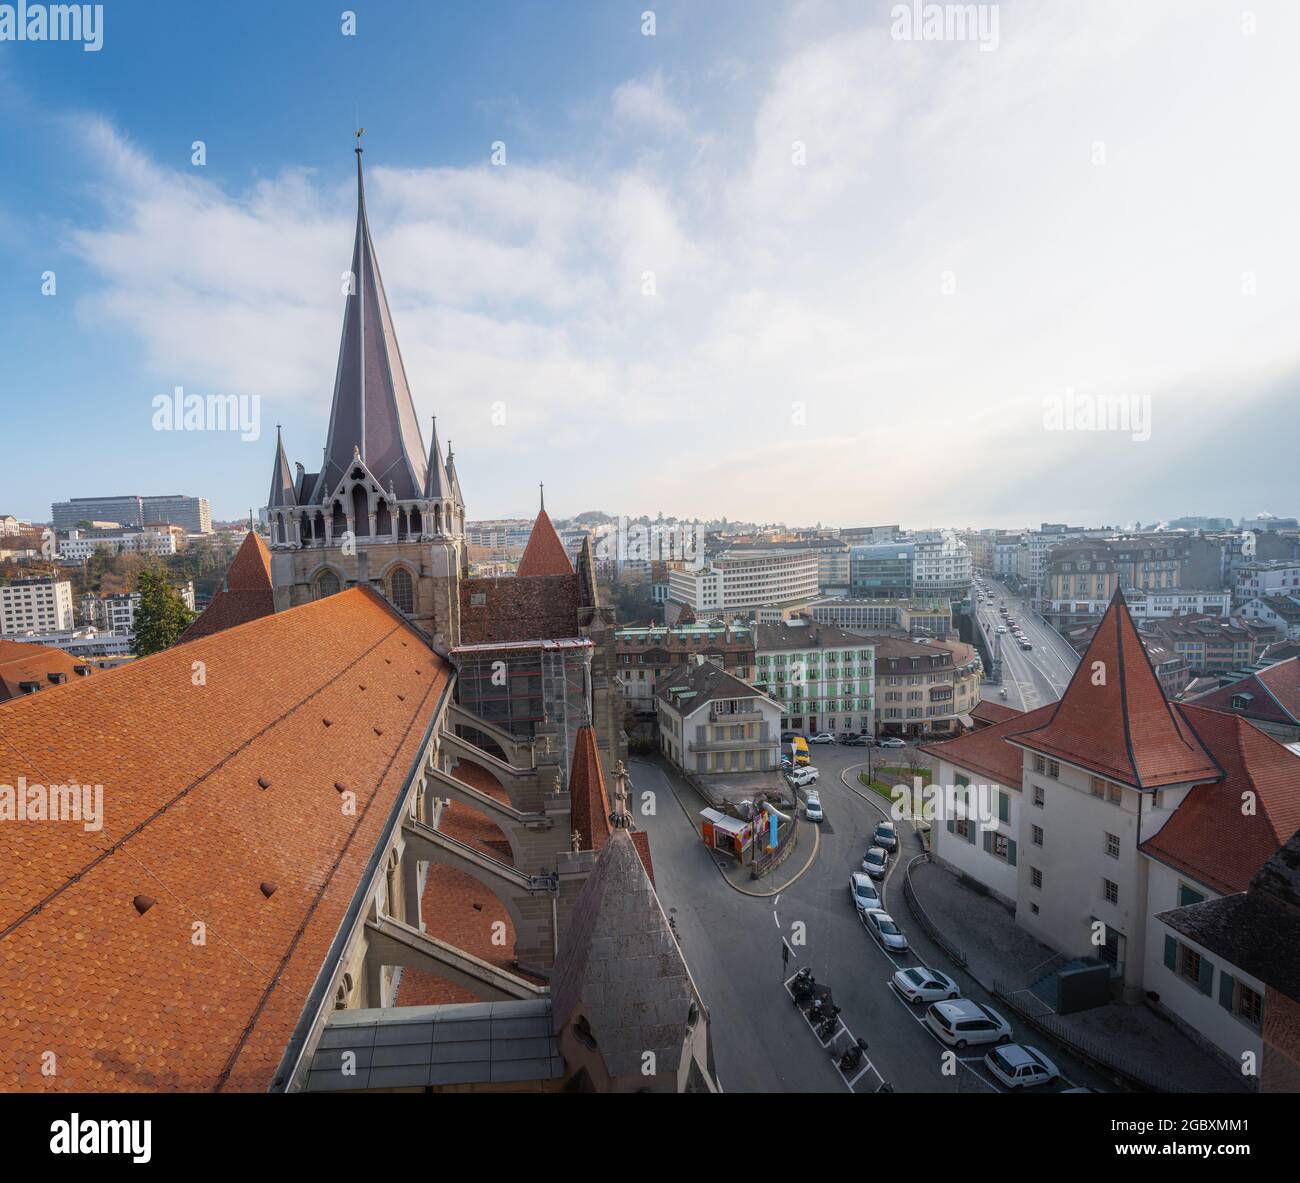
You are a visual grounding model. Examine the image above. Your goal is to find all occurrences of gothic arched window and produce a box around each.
[389,567,414,615]
[316,570,341,600]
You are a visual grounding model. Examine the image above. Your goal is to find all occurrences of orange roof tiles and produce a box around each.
[568,725,613,853]
[180,532,275,643]
[0,639,86,704]
[920,705,1055,789]
[1011,589,1222,789]
[516,509,572,578]
[1142,706,1300,894]
[0,586,450,1091]
[969,700,1022,727]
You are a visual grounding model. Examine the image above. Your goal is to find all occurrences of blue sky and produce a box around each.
[3,0,1300,528]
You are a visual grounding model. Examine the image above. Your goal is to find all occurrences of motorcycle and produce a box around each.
[817,1006,842,1042]
[999,687,1008,699]
[836,1037,869,1073]
[791,968,816,1005]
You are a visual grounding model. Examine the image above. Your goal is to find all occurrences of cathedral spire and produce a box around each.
[424,416,451,499]
[311,142,427,504]
[267,425,297,509]
[445,440,465,507]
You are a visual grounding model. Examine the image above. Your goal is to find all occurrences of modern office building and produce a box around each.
[808,596,953,638]
[667,550,819,616]
[849,541,914,599]
[52,494,212,534]
[0,578,75,636]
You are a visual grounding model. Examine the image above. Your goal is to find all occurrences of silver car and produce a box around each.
[890,966,960,1005]
[849,871,882,915]
[861,846,888,880]
[863,909,908,952]
[985,1043,1059,1089]
[924,999,1012,1049]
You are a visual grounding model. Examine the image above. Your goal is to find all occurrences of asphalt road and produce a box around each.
[629,745,1110,1094]
[974,578,1079,712]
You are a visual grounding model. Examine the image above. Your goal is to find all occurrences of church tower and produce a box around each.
[264,143,465,649]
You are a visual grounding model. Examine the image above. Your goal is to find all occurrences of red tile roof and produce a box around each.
[1141,706,1300,894]
[1257,657,1300,722]
[0,586,451,1091]
[567,725,654,882]
[0,639,86,704]
[1011,589,1222,789]
[516,509,572,578]
[1185,659,1300,727]
[920,705,1055,789]
[970,699,1023,727]
[568,725,612,853]
[180,531,275,643]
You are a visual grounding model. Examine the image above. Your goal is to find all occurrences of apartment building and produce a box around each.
[1141,614,1281,675]
[0,578,75,636]
[1046,586,1231,628]
[667,549,818,615]
[751,620,875,736]
[1235,595,1300,641]
[615,621,754,715]
[912,531,973,600]
[656,658,782,777]
[52,495,212,534]
[872,636,981,738]
[922,591,1300,1079]
[59,527,183,562]
[1235,561,1300,605]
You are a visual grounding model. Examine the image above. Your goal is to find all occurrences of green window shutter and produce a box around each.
[998,792,1009,823]
[967,821,976,845]
[1163,935,1177,971]
[947,818,955,834]
[1219,971,1236,1012]
[1198,955,1214,996]
[983,830,993,853]
[1007,839,1017,866]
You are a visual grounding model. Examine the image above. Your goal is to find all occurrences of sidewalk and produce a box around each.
[909,858,1248,1093]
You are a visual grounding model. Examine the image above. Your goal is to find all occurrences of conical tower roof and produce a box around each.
[1011,588,1222,789]
[517,484,572,577]
[424,417,451,499]
[267,426,297,509]
[311,145,427,503]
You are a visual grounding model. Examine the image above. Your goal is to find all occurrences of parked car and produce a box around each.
[924,999,1012,1049]
[862,909,908,952]
[791,736,811,765]
[1019,640,1032,650]
[872,821,898,851]
[984,1044,1059,1089]
[861,846,888,879]
[849,871,882,915]
[877,737,907,749]
[788,765,820,788]
[809,732,836,744]
[843,734,873,746]
[996,625,1008,634]
[803,788,824,822]
[890,966,960,1005]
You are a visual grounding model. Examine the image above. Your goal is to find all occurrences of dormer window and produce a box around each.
[1229,693,1253,711]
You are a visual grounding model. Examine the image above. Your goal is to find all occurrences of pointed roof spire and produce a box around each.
[567,725,613,853]
[1010,586,1222,789]
[445,440,464,507]
[517,488,573,578]
[268,425,297,509]
[424,416,451,499]
[311,141,427,504]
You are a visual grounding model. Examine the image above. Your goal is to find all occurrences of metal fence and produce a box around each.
[901,854,968,969]
[991,979,1190,1093]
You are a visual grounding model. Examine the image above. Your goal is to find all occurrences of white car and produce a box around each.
[803,789,824,822]
[877,737,907,749]
[788,765,819,788]
[862,909,908,952]
[849,872,882,915]
[890,966,960,1005]
[984,1043,1060,1089]
[861,846,889,880]
[924,999,1013,1049]
[809,732,836,744]
[996,625,1007,634]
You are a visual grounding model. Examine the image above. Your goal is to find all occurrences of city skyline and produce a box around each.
[4,1,1300,526]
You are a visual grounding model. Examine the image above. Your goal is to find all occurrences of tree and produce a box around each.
[132,568,195,656]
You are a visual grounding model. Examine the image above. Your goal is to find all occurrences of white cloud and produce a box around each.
[64,1,1300,524]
